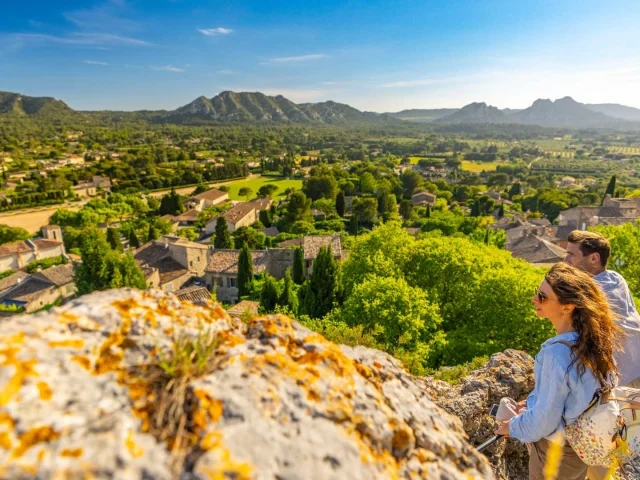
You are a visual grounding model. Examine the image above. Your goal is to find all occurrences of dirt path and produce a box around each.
[0,204,83,233]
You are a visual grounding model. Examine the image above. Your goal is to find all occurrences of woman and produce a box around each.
[495,262,622,480]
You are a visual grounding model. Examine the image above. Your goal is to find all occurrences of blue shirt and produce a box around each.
[594,270,640,386]
[509,331,600,443]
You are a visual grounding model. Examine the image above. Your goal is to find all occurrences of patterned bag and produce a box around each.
[555,341,640,468]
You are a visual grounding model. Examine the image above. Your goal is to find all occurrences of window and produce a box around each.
[216,277,223,287]
[190,260,193,267]
[228,277,237,288]
[197,256,201,263]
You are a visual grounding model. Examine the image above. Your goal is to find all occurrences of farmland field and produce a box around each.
[460,160,501,172]
[224,176,303,200]
[545,150,575,158]
[609,146,640,155]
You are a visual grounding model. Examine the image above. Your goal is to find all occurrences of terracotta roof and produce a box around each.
[205,249,267,274]
[277,238,302,248]
[411,191,437,206]
[249,197,272,211]
[191,188,228,202]
[259,227,280,237]
[157,236,210,250]
[33,264,74,286]
[0,241,33,258]
[134,241,189,284]
[160,214,178,222]
[223,202,256,225]
[0,271,30,295]
[227,300,260,318]
[174,210,200,222]
[303,235,342,261]
[175,286,211,304]
[31,239,64,250]
[0,278,56,305]
[507,235,567,264]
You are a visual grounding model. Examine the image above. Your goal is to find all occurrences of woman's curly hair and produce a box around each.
[545,262,623,387]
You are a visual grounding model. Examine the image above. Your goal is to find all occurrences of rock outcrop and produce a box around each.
[0,289,493,479]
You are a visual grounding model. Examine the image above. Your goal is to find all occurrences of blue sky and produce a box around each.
[2,0,640,112]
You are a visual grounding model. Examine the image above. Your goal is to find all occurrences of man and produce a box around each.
[565,230,640,480]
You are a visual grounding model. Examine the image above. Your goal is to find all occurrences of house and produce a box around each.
[206,202,257,233]
[0,228,66,272]
[0,271,30,296]
[411,191,437,207]
[302,235,344,275]
[205,250,268,303]
[173,209,200,227]
[134,236,211,292]
[72,176,111,198]
[309,209,326,221]
[183,188,229,212]
[0,263,75,314]
[507,234,567,266]
[159,215,180,233]
[227,300,260,319]
[175,285,212,304]
[556,195,640,240]
[248,196,273,212]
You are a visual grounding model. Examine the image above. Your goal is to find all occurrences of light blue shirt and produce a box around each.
[509,331,600,443]
[594,270,640,386]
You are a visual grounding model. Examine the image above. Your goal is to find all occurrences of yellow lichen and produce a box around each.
[70,355,91,370]
[0,332,25,345]
[193,389,224,432]
[125,431,144,458]
[61,447,83,457]
[0,347,38,406]
[0,432,12,450]
[11,426,60,459]
[37,382,53,401]
[47,339,85,349]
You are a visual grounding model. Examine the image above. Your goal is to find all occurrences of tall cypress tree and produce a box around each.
[498,202,505,218]
[426,205,432,218]
[259,209,272,228]
[336,191,346,217]
[214,216,233,249]
[147,223,159,243]
[602,175,617,205]
[293,247,305,285]
[278,268,297,313]
[470,201,480,217]
[301,245,339,319]
[128,228,140,249]
[348,214,358,236]
[106,227,123,252]
[237,242,253,298]
[260,275,280,313]
[484,229,490,245]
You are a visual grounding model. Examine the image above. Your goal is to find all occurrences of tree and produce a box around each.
[603,175,617,204]
[337,275,442,352]
[146,223,159,243]
[399,200,413,220]
[353,197,377,225]
[348,214,359,236]
[425,205,431,218]
[400,170,422,196]
[214,217,233,249]
[0,224,30,246]
[509,183,522,198]
[106,228,123,252]
[237,242,254,297]
[232,226,266,249]
[128,228,140,249]
[484,229,490,245]
[260,275,280,313]
[293,247,305,285]
[336,191,346,217]
[159,188,184,216]
[259,209,272,228]
[238,187,253,201]
[498,203,505,218]
[300,245,339,319]
[304,175,338,200]
[257,184,279,198]
[360,172,376,194]
[284,191,312,224]
[278,268,297,312]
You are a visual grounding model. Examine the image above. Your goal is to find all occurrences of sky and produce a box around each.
[2,0,640,112]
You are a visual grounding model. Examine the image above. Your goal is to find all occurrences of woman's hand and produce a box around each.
[495,421,510,437]
[515,399,527,414]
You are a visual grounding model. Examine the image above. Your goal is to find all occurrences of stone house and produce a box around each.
[183,188,229,212]
[411,191,437,207]
[0,263,75,314]
[248,196,273,212]
[301,235,344,275]
[556,195,640,237]
[507,234,567,266]
[206,202,257,234]
[0,228,66,272]
[134,236,211,292]
[205,250,268,304]
[72,176,111,198]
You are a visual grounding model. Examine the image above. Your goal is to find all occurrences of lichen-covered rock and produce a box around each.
[428,350,536,480]
[0,289,494,479]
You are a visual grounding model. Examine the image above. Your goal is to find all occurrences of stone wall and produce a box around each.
[266,248,295,279]
[0,289,494,479]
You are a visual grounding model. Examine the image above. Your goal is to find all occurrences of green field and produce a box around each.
[460,160,501,172]
[225,176,303,200]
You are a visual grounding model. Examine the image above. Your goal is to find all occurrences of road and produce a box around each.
[0,202,85,234]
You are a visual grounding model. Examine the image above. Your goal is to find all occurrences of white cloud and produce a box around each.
[198,28,234,36]
[268,54,327,63]
[84,60,109,65]
[153,65,185,72]
[64,0,139,33]
[9,32,151,46]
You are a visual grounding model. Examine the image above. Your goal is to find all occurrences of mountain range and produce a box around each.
[2,90,640,130]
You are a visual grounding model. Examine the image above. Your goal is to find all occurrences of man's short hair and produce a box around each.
[567,230,610,267]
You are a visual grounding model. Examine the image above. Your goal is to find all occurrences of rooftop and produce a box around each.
[186,188,228,203]
[0,277,56,305]
[303,235,342,260]
[0,241,33,258]
[223,202,256,225]
[227,300,260,318]
[33,263,74,286]
[175,286,212,304]
[0,271,30,295]
[205,249,267,274]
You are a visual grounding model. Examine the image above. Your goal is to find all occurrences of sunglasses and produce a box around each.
[535,289,548,303]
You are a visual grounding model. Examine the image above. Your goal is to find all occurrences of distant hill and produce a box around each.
[511,96,627,129]
[386,108,458,122]
[435,102,508,124]
[0,91,73,117]
[162,91,397,125]
[585,103,640,122]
